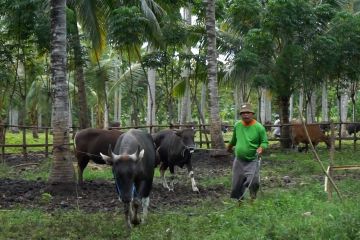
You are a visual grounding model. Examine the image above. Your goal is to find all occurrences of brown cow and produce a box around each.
[290,123,331,152]
[74,128,123,185]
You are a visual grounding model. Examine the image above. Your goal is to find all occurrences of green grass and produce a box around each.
[1,139,360,239]
[0,210,127,239]
[4,132,54,154]
[201,174,232,188]
[1,193,359,240]
[82,164,113,181]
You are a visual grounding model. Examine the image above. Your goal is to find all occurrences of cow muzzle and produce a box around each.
[185,145,195,154]
[189,147,195,154]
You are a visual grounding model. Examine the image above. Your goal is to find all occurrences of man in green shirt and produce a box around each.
[227,103,268,201]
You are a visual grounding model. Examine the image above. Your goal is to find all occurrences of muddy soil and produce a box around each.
[0,151,234,213]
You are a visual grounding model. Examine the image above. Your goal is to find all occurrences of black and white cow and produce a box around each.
[152,128,199,192]
[100,129,155,228]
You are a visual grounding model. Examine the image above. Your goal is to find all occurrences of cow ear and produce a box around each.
[100,152,113,165]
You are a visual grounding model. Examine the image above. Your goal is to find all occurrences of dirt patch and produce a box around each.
[0,151,233,213]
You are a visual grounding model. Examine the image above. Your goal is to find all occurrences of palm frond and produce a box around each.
[108,63,147,95]
[172,78,186,98]
[74,0,107,59]
[140,0,164,46]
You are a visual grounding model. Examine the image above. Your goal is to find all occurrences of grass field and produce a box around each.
[1,136,360,239]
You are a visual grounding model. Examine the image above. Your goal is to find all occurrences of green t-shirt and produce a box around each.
[229,120,268,161]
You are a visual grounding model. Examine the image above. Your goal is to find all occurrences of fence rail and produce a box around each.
[0,121,359,160]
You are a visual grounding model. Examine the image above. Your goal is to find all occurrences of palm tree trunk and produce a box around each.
[205,0,225,150]
[289,94,294,121]
[113,58,122,124]
[234,85,240,121]
[265,92,272,123]
[47,0,76,195]
[200,83,207,118]
[306,91,316,123]
[340,92,349,136]
[321,82,329,122]
[278,95,291,148]
[9,107,19,133]
[71,13,89,129]
[260,88,272,123]
[147,67,156,132]
[180,6,192,126]
[299,88,304,117]
[180,82,191,124]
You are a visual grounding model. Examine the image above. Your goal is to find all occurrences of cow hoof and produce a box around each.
[193,187,200,193]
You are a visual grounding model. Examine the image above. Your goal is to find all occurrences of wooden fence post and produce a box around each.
[1,126,5,163]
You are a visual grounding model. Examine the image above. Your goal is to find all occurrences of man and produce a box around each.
[227,103,268,201]
[272,114,281,138]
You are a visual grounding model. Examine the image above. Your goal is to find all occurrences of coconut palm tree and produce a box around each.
[47,0,76,195]
[205,0,225,149]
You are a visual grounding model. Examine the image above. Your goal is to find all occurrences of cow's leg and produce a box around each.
[136,180,152,223]
[168,165,176,191]
[141,197,150,223]
[305,143,309,152]
[186,163,199,192]
[77,156,89,185]
[160,163,171,191]
[123,202,132,229]
[130,199,141,225]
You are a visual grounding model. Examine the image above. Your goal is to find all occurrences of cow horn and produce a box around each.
[100,152,111,161]
[129,151,137,161]
[111,152,121,161]
[108,144,121,161]
[129,146,141,161]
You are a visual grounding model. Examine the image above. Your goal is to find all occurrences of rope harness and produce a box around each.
[74,149,103,158]
[74,148,138,201]
[112,167,138,201]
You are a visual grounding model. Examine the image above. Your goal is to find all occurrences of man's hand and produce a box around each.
[256,147,263,155]
[227,144,233,153]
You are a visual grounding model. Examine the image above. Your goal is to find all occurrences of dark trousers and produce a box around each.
[230,158,260,200]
